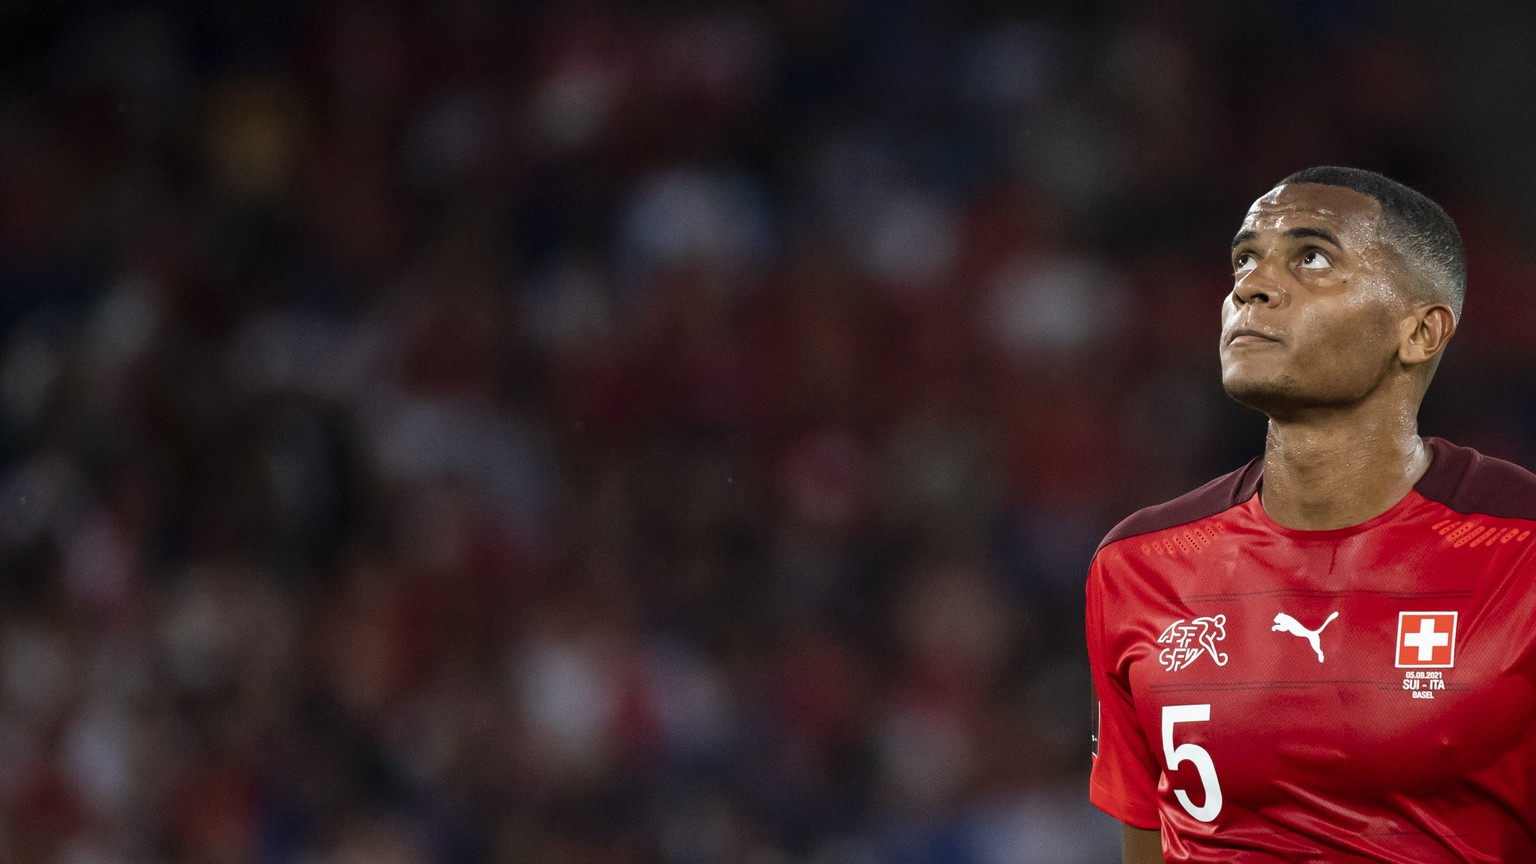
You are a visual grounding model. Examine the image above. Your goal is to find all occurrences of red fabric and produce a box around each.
[1088,439,1536,862]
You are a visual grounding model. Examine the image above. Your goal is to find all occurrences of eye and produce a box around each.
[1233,252,1256,274]
[1299,249,1332,270]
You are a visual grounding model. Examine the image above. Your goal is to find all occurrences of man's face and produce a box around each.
[1220,183,1411,416]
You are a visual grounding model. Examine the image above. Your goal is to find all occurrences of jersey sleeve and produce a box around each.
[1086,554,1161,829]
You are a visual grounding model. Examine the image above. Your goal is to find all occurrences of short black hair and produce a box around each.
[1279,166,1466,316]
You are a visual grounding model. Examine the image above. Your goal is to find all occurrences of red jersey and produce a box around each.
[1087,438,1536,862]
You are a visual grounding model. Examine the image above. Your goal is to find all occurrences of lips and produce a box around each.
[1225,327,1281,346]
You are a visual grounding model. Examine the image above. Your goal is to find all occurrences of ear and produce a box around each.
[1399,303,1457,367]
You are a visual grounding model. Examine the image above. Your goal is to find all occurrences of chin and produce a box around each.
[1223,374,1369,418]
[1222,376,1304,415]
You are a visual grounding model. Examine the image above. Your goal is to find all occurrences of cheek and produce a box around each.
[1293,305,1397,374]
[1218,296,1242,331]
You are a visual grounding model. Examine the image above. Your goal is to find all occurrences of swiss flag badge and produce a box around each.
[1396,611,1458,668]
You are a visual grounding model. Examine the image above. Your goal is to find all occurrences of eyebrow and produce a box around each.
[1230,227,1344,250]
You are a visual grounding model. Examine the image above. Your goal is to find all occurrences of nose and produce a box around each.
[1230,267,1283,308]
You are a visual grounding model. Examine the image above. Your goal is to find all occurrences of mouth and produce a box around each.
[1225,328,1281,347]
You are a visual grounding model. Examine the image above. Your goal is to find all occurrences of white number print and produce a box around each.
[1161,704,1223,823]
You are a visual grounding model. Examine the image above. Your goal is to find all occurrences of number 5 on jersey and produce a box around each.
[1162,704,1223,822]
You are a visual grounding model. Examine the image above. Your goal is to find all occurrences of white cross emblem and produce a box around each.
[1403,618,1449,662]
[1395,611,1457,668]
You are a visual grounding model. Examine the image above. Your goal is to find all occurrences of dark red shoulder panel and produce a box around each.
[1096,457,1263,552]
[1416,437,1536,521]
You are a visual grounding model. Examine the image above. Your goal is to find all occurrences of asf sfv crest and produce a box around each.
[1157,615,1230,671]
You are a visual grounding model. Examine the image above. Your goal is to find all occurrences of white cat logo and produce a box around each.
[1272,611,1339,663]
[1157,615,1229,671]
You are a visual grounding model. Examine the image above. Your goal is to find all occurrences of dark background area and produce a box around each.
[2,2,1535,862]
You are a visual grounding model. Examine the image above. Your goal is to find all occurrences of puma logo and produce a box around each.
[1272,611,1339,663]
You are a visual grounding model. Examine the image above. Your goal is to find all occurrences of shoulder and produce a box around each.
[1416,437,1536,520]
[1095,456,1264,555]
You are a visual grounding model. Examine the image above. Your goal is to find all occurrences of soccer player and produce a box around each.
[1086,166,1536,862]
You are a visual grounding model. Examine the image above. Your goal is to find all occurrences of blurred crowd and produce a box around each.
[3,2,1536,863]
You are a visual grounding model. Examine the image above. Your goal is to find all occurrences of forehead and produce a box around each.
[1238,183,1384,244]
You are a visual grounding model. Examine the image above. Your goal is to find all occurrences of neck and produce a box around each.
[1259,405,1431,531]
